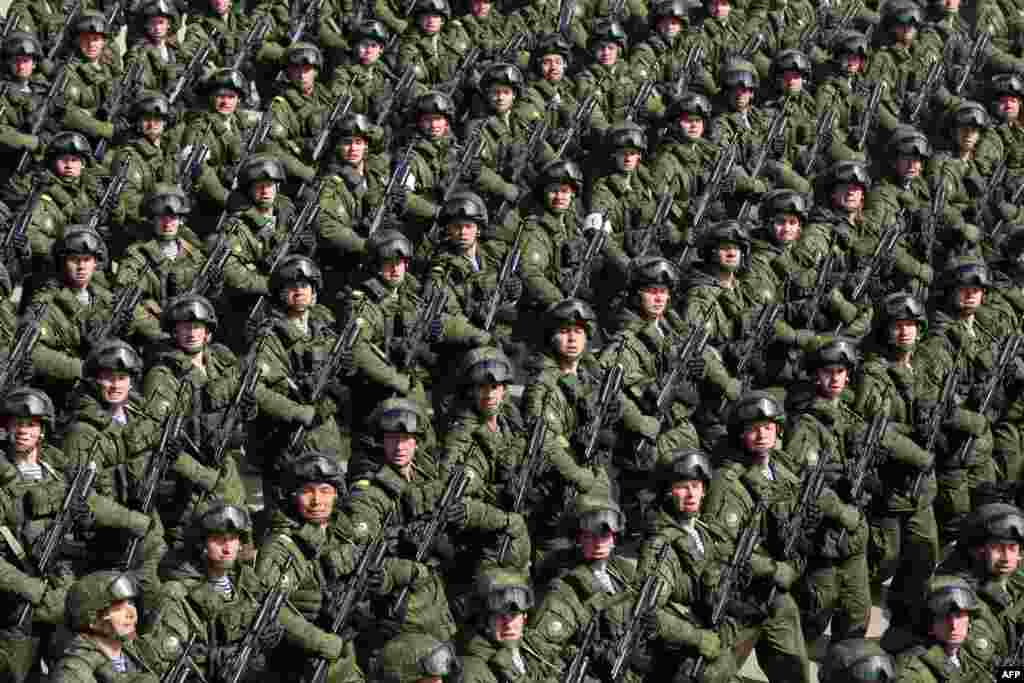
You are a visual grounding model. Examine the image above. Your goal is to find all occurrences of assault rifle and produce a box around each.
[651,315,711,420]
[230,16,271,71]
[0,302,47,394]
[567,226,607,299]
[390,466,469,618]
[847,212,903,304]
[769,452,829,604]
[804,250,835,330]
[176,143,209,196]
[309,94,353,167]
[497,413,547,564]
[87,158,132,233]
[222,556,295,683]
[977,158,1007,232]
[1,178,42,272]
[439,46,481,96]
[912,348,963,497]
[953,31,991,95]
[671,43,704,98]
[839,409,889,547]
[734,302,782,385]
[852,80,883,152]
[426,129,484,242]
[496,33,527,62]
[15,65,68,174]
[47,0,81,60]
[223,107,273,193]
[288,0,325,44]
[578,363,624,466]
[187,233,230,301]
[168,32,218,106]
[494,110,551,225]
[305,510,395,683]
[802,108,836,177]
[553,94,597,160]
[907,60,944,125]
[634,192,672,257]
[625,80,656,122]
[609,544,669,681]
[95,61,143,160]
[160,634,198,683]
[687,499,765,680]
[16,461,98,629]
[374,67,416,127]
[677,143,738,266]
[85,256,152,347]
[919,178,947,299]
[954,335,1023,466]
[367,143,414,236]
[563,614,599,683]
[738,108,787,220]
[483,222,525,331]
[993,179,1024,241]
[393,284,446,370]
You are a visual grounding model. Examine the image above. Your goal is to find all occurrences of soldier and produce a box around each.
[147,503,285,681]
[865,1,934,131]
[575,19,663,126]
[124,0,184,93]
[814,32,890,143]
[396,0,473,91]
[630,0,713,98]
[62,12,127,145]
[702,391,811,683]
[0,31,55,182]
[49,571,160,683]
[989,73,1024,176]
[887,576,979,682]
[819,639,897,683]
[375,633,463,683]
[328,21,404,123]
[179,0,282,80]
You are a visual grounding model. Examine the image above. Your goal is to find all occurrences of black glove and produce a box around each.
[501,275,523,301]
[295,228,317,256]
[388,184,409,214]
[445,501,468,532]
[635,438,658,471]
[164,271,180,301]
[597,428,618,451]
[672,378,701,406]
[685,354,706,379]
[462,157,483,183]
[365,566,388,595]
[769,134,786,158]
[239,391,258,421]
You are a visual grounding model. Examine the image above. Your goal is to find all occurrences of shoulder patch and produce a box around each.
[725,511,740,527]
[352,479,371,489]
[544,618,564,638]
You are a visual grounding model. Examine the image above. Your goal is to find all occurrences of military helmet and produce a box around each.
[772,49,812,76]
[833,31,869,57]
[377,634,462,683]
[606,121,647,152]
[203,68,247,95]
[951,100,989,129]
[890,126,931,158]
[661,448,714,484]
[545,298,597,335]
[440,191,489,228]
[1,387,56,427]
[193,502,252,541]
[131,91,172,120]
[923,575,979,619]
[270,254,323,294]
[729,391,785,432]
[353,19,389,44]
[367,229,414,264]
[590,19,628,49]
[474,569,534,615]
[284,452,346,493]
[992,72,1024,98]
[286,42,322,67]
[481,62,524,93]
[84,340,144,378]
[144,184,191,217]
[459,347,515,385]
[883,0,923,25]
[532,33,573,71]
[73,10,110,35]
[238,155,286,186]
[414,91,456,117]
[335,112,377,141]
[65,571,140,631]
[722,60,759,89]
[162,294,218,332]
[2,31,42,58]
[629,256,678,289]
[962,503,1024,547]
[875,291,927,339]
[413,0,451,19]
[667,91,712,120]
[573,494,625,534]
[701,219,750,248]
[820,639,897,683]
[824,160,872,189]
[537,160,584,191]
[47,131,92,160]
[55,225,106,262]
[369,398,427,435]
[653,0,698,18]
[139,0,179,17]
[807,338,859,370]
[762,189,809,220]
[942,262,990,290]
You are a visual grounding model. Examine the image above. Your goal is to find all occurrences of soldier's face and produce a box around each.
[11,55,34,79]
[380,256,408,284]
[615,148,641,172]
[6,416,43,454]
[141,115,165,142]
[340,136,368,165]
[956,125,980,151]
[210,0,231,14]
[894,156,921,179]
[285,282,314,310]
[840,53,864,75]
[556,324,587,360]
[578,529,616,560]
[156,214,180,239]
[418,13,444,34]
[97,370,132,404]
[956,285,984,311]
[657,16,683,37]
[831,183,864,211]
[670,479,705,514]
[78,32,105,60]
[708,0,730,19]
[815,364,848,399]
[175,321,209,353]
[55,154,83,178]
[490,612,526,642]
[929,610,969,647]
[488,85,516,113]
[731,86,753,111]
[540,54,565,81]
[974,542,1021,578]
[64,254,97,288]
[999,95,1020,121]
[594,42,619,66]
[147,15,169,40]
[214,92,239,114]
[297,482,337,523]
[446,221,478,252]
[383,432,417,468]
[476,382,506,413]
[205,532,241,568]
[890,319,919,348]
[471,0,492,17]
[288,63,317,91]
[251,180,277,206]
[942,0,960,14]
[893,23,916,45]
[357,40,382,64]
[679,113,704,139]
[419,113,449,139]
[716,243,741,270]
[639,285,669,320]
[780,70,803,93]
[94,600,138,641]
[545,183,574,211]
[772,214,801,243]
[742,420,778,454]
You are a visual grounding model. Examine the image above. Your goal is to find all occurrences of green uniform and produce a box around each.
[108,136,180,230]
[16,170,104,268]
[124,39,184,94]
[48,634,159,683]
[459,628,556,683]
[267,81,336,183]
[427,238,517,338]
[892,643,970,683]
[518,204,590,309]
[62,52,121,142]
[574,61,664,126]
[396,26,473,90]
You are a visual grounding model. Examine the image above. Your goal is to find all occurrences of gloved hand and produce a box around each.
[502,275,523,301]
[445,501,468,532]
[295,228,317,255]
[635,438,658,471]
[685,354,705,379]
[112,118,133,139]
[693,629,721,660]
[239,390,258,421]
[816,487,844,522]
[426,316,443,343]
[388,184,408,214]
[915,263,934,285]
[769,134,786,158]
[772,561,799,591]
[500,183,520,203]
[296,404,316,427]
[462,157,483,183]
